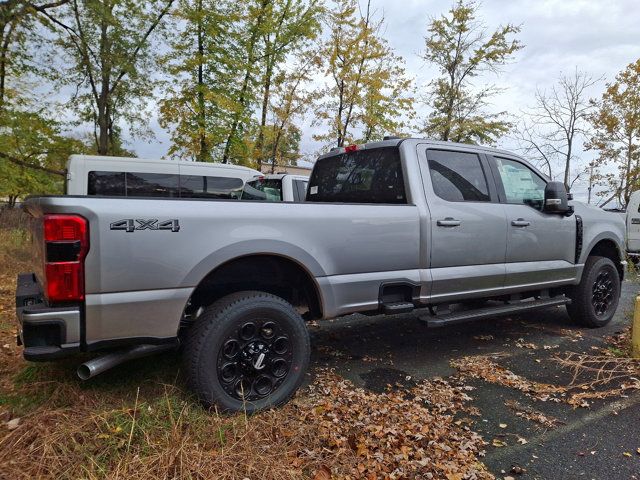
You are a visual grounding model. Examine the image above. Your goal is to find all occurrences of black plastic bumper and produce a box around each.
[15,273,81,361]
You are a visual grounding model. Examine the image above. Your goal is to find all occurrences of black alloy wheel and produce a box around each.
[217,318,294,401]
[183,291,310,412]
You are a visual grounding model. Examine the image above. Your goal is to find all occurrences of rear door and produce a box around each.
[417,146,507,301]
[488,155,577,287]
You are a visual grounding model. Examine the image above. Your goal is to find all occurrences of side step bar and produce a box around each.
[382,301,415,314]
[420,296,570,328]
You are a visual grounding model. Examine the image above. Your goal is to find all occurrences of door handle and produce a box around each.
[511,218,530,227]
[437,217,461,227]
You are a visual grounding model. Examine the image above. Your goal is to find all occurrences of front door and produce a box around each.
[418,146,508,302]
[489,156,577,288]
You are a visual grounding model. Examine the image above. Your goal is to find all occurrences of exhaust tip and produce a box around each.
[77,364,92,381]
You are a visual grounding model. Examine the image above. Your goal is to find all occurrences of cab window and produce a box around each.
[494,157,546,210]
[426,150,490,202]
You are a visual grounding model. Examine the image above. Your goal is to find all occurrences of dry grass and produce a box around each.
[0,208,33,231]
[0,227,492,479]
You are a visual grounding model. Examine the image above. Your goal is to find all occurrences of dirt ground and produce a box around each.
[1,225,639,479]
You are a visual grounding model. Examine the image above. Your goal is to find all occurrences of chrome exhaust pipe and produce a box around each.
[77,343,176,380]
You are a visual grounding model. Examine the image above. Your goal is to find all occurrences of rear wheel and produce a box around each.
[183,291,310,412]
[566,256,620,327]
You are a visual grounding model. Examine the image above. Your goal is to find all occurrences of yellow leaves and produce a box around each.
[492,439,507,447]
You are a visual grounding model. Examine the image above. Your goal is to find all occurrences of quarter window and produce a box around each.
[494,157,546,210]
[426,150,490,202]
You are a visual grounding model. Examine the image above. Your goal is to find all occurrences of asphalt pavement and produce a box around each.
[308,279,640,480]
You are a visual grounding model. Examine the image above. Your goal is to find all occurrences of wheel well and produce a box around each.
[588,239,623,279]
[184,255,323,323]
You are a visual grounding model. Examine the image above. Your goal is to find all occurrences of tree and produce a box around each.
[515,69,599,189]
[159,0,246,162]
[588,59,640,208]
[0,108,93,202]
[420,0,522,144]
[358,55,414,143]
[219,0,271,164]
[313,0,414,148]
[253,0,321,168]
[51,0,175,155]
[265,54,316,170]
[159,0,319,166]
[0,0,69,109]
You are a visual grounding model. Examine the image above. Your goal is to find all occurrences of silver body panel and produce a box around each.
[23,139,627,346]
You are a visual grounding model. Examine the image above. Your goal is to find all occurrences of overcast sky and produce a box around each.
[130,0,640,200]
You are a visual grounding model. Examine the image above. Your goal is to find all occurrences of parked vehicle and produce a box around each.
[625,191,640,263]
[65,154,261,199]
[241,174,309,202]
[16,138,626,412]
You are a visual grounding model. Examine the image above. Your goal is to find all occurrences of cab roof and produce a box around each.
[316,137,520,161]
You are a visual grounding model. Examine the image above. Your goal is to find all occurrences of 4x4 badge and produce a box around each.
[110,219,180,233]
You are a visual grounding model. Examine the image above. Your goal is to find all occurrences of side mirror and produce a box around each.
[544,181,570,214]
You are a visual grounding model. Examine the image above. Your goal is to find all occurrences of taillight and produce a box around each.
[344,144,359,153]
[43,214,89,303]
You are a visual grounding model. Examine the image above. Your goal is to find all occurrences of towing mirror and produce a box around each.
[543,181,570,214]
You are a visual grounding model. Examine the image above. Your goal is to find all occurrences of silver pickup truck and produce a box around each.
[15,138,626,412]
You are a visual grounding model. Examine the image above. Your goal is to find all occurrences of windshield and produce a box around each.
[241,178,283,201]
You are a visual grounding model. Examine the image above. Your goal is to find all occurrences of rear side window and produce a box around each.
[88,171,243,199]
[180,175,243,199]
[88,171,125,196]
[242,178,283,201]
[307,147,406,203]
[426,150,490,202]
[126,172,179,197]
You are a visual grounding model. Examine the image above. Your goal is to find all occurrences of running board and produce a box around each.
[420,296,570,328]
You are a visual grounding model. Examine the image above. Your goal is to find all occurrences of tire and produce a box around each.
[566,256,621,328]
[183,291,310,413]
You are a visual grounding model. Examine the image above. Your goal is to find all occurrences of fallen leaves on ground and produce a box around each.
[0,370,494,479]
[453,353,640,411]
[301,372,492,479]
[451,355,565,401]
[504,400,563,429]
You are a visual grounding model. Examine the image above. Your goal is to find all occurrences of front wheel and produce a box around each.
[183,291,310,412]
[566,256,621,327]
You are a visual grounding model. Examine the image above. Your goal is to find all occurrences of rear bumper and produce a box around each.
[15,273,81,361]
